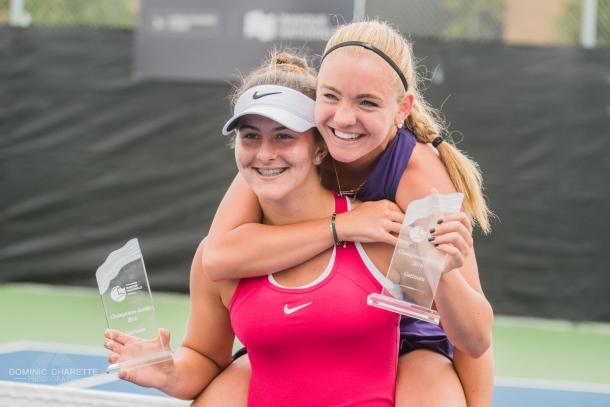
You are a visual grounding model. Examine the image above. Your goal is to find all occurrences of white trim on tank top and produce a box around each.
[267,197,401,296]
[268,245,337,289]
[354,242,403,298]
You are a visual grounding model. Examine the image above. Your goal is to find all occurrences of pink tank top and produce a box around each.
[229,194,400,406]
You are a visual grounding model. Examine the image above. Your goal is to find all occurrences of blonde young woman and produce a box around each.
[200,20,494,407]
[104,52,477,406]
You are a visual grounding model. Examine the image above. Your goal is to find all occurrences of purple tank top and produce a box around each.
[356,128,454,360]
[357,128,416,202]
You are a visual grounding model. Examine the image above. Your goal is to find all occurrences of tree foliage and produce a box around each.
[442,0,506,40]
[1,0,138,28]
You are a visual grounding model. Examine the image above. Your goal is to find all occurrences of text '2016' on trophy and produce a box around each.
[368,190,464,325]
[96,238,172,372]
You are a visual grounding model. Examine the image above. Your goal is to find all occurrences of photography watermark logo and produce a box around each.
[7,353,100,385]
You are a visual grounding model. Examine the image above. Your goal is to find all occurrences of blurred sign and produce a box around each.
[134,0,354,81]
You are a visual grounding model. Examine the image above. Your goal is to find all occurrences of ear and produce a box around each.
[394,93,414,127]
[313,144,328,165]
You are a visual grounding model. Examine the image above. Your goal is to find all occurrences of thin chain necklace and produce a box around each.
[332,160,367,198]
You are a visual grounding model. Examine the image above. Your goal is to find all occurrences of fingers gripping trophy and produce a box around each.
[368,190,464,324]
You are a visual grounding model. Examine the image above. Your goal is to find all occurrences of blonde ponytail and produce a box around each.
[407,100,493,234]
[437,140,492,234]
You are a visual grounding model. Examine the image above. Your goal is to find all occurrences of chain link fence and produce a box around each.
[0,0,608,45]
[558,0,610,46]
[601,0,610,44]
[367,0,610,47]
[366,0,504,41]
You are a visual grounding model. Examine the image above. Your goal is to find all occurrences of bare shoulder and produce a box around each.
[396,142,455,210]
[192,238,237,307]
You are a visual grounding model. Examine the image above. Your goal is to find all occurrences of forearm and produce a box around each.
[204,173,404,281]
[435,270,493,358]
[204,219,335,281]
[203,173,337,281]
[160,346,224,400]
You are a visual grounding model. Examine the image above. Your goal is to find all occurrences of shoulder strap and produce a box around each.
[333,191,349,214]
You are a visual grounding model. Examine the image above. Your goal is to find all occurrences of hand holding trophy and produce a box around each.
[104,327,174,387]
[368,190,465,324]
[96,239,173,374]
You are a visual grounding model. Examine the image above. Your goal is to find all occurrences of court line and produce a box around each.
[0,340,107,356]
[0,282,187,302]
[494,316,610,334]
[0,282,102,299]
[496,376,610,394]
[0,380,189,406]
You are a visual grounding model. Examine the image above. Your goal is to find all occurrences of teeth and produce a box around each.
[334,130,361,140]
[256,168,286,176]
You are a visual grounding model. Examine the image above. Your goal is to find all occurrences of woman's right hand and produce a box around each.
[335,199,404,245]
[104,328,175,390]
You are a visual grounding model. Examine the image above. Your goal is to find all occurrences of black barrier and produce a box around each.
[1,27,609,321]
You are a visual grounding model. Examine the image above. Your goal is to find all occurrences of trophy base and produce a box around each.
[367,293,440,325]
[107,350,173,373]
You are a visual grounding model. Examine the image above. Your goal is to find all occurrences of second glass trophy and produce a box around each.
[96,238,172,372]
[367,190,464,324]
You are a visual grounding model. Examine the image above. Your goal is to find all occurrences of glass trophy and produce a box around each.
[95,238,172,372]
[367,190,464,325]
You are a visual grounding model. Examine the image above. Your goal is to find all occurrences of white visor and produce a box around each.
[222,85,315,135]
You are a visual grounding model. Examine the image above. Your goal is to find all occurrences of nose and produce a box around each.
[256,138,277,162]
[333,102,357,127]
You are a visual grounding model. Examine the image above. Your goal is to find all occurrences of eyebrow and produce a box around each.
[319,84,383,101]
[238,124,288,131]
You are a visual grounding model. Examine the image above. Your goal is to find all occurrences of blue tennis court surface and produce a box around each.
[493,379,610,407]
[2,342,610,406]
[493,386,610,407]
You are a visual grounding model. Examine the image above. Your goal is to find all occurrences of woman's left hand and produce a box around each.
[429,212,474,274]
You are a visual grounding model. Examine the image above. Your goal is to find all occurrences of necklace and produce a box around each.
[332,160,367,198]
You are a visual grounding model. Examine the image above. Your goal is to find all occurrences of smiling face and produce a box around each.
[234,115,323,203]
[315,49,412,166]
